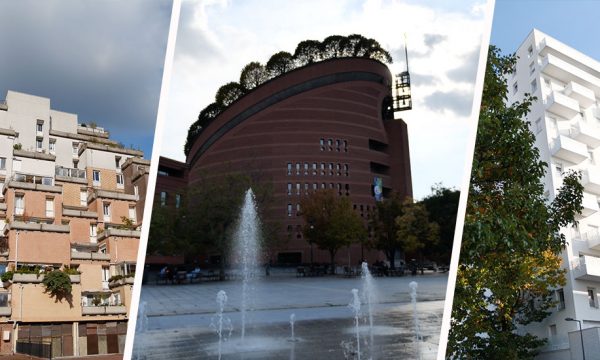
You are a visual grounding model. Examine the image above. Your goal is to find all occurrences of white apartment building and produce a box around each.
[508,29,600,359]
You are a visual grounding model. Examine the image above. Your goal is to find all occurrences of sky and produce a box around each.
[162,0,488,200]
[0,1,173,158]
[491,0,600,61]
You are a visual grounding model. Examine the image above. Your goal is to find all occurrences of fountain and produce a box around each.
[409,281,421,360]
[361,262,375,358]
[349,288,362,360]
[233,189,261,342]
[289,313,297,342]
[137,301,148,334]
[210,290,233,360]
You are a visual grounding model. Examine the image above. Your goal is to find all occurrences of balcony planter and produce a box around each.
[12,273,44,283]
[0,307,11,316]
[82,305,127,316]
[69,275,81,283]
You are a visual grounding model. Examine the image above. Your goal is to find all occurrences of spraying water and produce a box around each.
[234,189,261,342]
[210,290,233,360]
[361,262,375,357]
[289,313,296,342]
[137,301,148,334]
[349,289,362,360]
[409,281,421,360]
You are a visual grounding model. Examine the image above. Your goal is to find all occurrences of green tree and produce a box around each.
[43,270,73,306]
[368,192,405,269]
[293,40,322,67]
[321,35,346,59]
[448,46,584,359]
[300,190,366,272]
[184,102,223,156]
[239,62,268,90]
[215,81,246,107]
[396,198,439,266]
[147,202,186,257]
[420,185,460,265]
[265,51,295,78]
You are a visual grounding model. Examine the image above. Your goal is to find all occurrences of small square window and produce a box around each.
[116,174,124,186]
[93,170,101,183]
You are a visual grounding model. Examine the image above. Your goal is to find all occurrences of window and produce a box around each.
[90,224,97,243]
[115,156,121,169]
[101,267,110,288]
[37,123,43,133]
[42,177,52,186]
[556,289,566,310]
[320,138,325,151]
[321,183,326,189]
[45,198,54,218]
[134,185,139,197]
[304,162,309,175]
[531,79,537,93]
[80,189,87,206]
[589,288,598,308]
[129,206,137,224]
[296,163,300,175]
[535,117,542,134]
[103,203,111,221]
[312,163,317,175]
[549,324,557,337]
[336,163,341,175]
[296,203,301,216]
[343,140,348,152]
[336,139,341,151]
[0,157,5,170]
[287,225,293,232]
[329,163,333,175]
[73,160,78,169]
[345,184,350,195]
[15,194,24,215]
[287,163,292,175]
[49,139,56,153]
[36,139,43,151]
[529,62,535,75]
[320,163,325,175]
[327,138,333,150]
[287,203,292,217]
[313,183,317,190]
[344,164,349,176]
[175,194,181,208]
[513,82,518,94]
[116,174,124,186]
[527,44,533,58]
[160,191,167,206]
[72,143,79,156]
[287,183,292,195]
[304,183,309,195]
[296,183,300,195]
[92,170,101,184]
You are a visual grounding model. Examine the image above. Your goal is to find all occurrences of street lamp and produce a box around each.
[565,317,586,360]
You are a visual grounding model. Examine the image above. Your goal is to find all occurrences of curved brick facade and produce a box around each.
[187,58,412,265]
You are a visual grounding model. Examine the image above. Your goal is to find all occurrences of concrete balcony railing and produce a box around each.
[97,228,141,241]
[582,168,600,195]
[541,54,600,94]
[0,306,11,317]
[55,166,87,184]
[572,255,600,282]
[569,119,600,149]
[577,192,600,219]
[81,305,127,316]
[11,273,80,283]
[550,135,589,164]
[544,92,580,119]
[585,230,600,251]
[8,221,69,233]
[70,251,110,261]
[564,81,596,108]
[108,277,135,288]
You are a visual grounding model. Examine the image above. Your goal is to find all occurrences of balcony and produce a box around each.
[12,273,43,283]
[577,192,599,219]
[545,92,580,119]
[70,251,110,261]
[585,230,600,251]
[564,81,596,108]
[82,305,127,316]
[582,168,600,195]
[570,119,600,149]
[108,276,135,288]
[55,166,86,184]
[550,135,589,164]
[541,54,600,94]
[572,255,600,282]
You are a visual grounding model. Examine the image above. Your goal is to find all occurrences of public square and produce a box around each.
[132,272,447,359]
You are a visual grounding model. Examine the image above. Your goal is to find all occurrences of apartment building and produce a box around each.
[0,90,149,357]
[508,29,600,359]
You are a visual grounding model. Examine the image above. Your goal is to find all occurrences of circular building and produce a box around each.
[186,57,412,265]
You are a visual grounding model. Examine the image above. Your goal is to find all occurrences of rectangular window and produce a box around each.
[327,139,333,150]
[287,163,292,175]
[175,194,181,208]
[343,140,348,152]
[321,183,326,189]
[90,224,97,243]
[92,170,101,184]
[287,204,292,217]
[49,139,56,153]
[296,163,300,175]
[0,157,5,170]
[535,117,542,134]
[287,183,292,195]
[36,139,43,151]
[134,185,139,197]
[589,288,598,308]
[344,164,349,175]
[296,183,300,195]
[129,206,137,224]
[45,198,54,218]
[304,183,309,194]
[115,156,121,169]
[313,183,317,190]
[531,79,537,93]
[116,174,124,186]
[312,163,317,175]
[160,191,167,206]
[102,267,110,289]
[549,324,557,337]
[103,203,111,221]
[557,289,566,310]
[321,163,325,175]
[336,139,341,151]
[320,138,325,151]
[527,44,533,58]
[15,194,24,215]
[296,203,301,216]
[304,162,309,175]
[80,189,87,206]
[72,143,79,155]
[37,123,43,133]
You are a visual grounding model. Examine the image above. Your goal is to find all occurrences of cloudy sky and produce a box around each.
[0,1,173,158]
[162,0,488,199]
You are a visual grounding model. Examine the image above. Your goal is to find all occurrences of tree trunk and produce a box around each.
[329,249,337,275]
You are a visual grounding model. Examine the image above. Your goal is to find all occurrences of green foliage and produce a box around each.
[293,40,322,66]
[118,216,137,230]
[395,198,439,254]
[239,62,269,90]
[13,143,22,150]
[1,271,13,282]
[300,190,367,269]
[368,192,406,268]
[42,270,72,300]
[215,82,246,107]
[448,46,584,359]
[184,102,223,156]
[420,185,460,264]
[62,266,81,275]
[266,51,295,77]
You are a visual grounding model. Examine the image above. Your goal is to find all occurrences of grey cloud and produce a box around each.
[423,90,473,117]
[424,34,447,49]
[175,1,225,63]
[447,47,480,83]
[0,0,172,156]
[410,72,440,86]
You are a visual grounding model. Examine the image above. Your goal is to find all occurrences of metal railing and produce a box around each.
[55,166,86,179]
[12,172,53,186]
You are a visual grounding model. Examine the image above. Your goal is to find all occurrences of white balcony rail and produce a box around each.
[12,172,53,186]
[55,166,86,179]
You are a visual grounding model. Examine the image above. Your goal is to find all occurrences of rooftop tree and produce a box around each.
[293,40,322,67]
[447,46,584,359]
[240,62,269,90]
[215,81,246,107]
[266,51,295,78]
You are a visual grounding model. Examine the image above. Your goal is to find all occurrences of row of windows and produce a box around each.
[159,191,182,208]
[287,162,349,176]
[320,138,348,152]
[287,182,350,196]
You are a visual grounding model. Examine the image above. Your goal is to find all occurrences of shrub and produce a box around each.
[42,270,72,299]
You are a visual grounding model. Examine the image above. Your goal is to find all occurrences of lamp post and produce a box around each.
[565,317,586,360]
